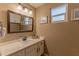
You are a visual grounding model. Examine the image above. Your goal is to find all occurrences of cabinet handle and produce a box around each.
[41,42,43,45]
[37,47,40,53]
[37,48,38,53]
[38,48,40,52]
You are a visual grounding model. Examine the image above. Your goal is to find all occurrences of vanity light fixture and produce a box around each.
[29,10,32,15]
[24,8,28,12]
[17,4,22,10]
[17,3,33,15]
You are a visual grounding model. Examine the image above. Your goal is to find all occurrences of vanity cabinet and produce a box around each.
[25,40,44,56]
[9,40,44,56]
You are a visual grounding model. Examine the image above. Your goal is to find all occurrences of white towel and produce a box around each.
[0,27,6,39]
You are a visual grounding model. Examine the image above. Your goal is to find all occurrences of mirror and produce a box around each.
[9,11,21,32]
[7,10,33,33]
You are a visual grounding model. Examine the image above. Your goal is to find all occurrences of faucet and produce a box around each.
[22,36,27,41]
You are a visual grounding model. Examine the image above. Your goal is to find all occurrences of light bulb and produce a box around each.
[24,8,28,12]
[17,5,22,10]
[29,10,32,15]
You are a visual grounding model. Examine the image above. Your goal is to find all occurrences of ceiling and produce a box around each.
[29,3,45,8]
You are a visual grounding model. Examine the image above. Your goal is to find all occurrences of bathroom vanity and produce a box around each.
[0,37,44,56]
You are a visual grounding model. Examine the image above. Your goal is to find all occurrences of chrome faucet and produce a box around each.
[22,36,27,41]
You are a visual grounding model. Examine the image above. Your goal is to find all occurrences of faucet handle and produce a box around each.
[23,36,27,41]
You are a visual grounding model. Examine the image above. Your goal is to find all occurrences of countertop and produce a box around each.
[0,36,44,56]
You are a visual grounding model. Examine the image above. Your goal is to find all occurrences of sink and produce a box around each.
[19,37,34,44]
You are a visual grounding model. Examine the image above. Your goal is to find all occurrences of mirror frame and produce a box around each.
[7,10,33,33]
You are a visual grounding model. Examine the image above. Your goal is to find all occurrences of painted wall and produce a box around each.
[0,3,36,43]
[36,3,79,55]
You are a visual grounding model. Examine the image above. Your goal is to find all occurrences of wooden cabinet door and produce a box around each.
[25,44,38,56]
[37,41,44,56]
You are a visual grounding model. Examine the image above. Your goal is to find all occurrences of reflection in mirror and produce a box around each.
[9,12,21,32]
[21,17,32,31]
[7,10,33,33]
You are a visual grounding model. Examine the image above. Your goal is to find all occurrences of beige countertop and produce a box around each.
[0,36,44,56]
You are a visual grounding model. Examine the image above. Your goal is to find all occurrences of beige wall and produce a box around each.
[0,3,36,42]
[36,3,79,55]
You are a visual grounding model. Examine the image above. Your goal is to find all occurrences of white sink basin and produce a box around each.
[19,37,34,42]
